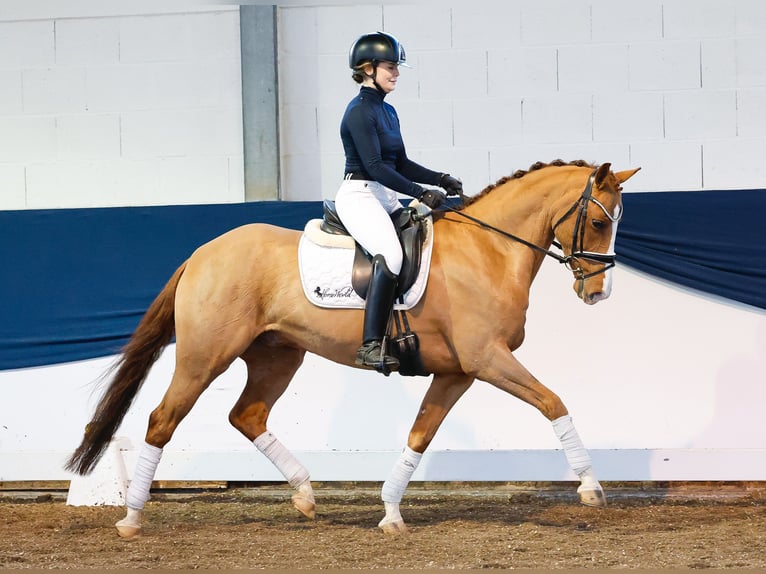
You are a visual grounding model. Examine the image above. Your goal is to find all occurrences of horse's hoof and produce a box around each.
[577,485,607,507]
[115,522,142,539]
[378,518,409,534]
[292,492,316,520]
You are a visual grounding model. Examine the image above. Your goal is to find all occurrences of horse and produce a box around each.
[66,159,640,538]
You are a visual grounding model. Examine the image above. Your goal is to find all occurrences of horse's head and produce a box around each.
[552,163,640,305]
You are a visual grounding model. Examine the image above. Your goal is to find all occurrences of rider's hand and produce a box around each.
[420,189,446,209]
[439,173,463,196]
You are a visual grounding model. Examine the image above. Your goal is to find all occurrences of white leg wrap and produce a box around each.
[125,442,163,510]
[552,414,592,477]
[381,446,422,503]
[253,431,309,488]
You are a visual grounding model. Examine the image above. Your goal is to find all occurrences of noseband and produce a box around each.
[551,168,623,280]
[442,167,622,280]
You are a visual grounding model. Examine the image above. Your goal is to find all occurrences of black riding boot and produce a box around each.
[355,255,400,374]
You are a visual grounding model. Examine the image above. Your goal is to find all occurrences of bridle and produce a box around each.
[440,167,623,280]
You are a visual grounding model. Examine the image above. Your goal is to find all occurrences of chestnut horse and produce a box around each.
[66,160,640,537]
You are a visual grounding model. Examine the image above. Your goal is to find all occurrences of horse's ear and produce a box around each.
[614,167,641,184]
[594,163,611,187]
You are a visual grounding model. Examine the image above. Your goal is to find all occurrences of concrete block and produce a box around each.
[629,142,702,191]
[158,156,238,205]
[702,39,737,89]
[280,103,319,157]
[0,20,54,69]
[56,114,121,160]
[383,4,452,51]
[593,92,663,142]
[55,18,119,65]
[451,3,521,50]
[664,90,737,140]
[454,98,522,148]
[558,44,629,93]
[119,14,193,63]
[319,151,345,200]
[0,116,56,162]
[0,70,22,113]
[488,47,558,96]
[187,10,241,61]
[278,6,318,55]
[521,94,593,144]
[22,67,88,114]
[0,164,26,210]
[281,152,322,201]
[316,102,345,155]
[416,147,489,199]
[85,64,158,112]
[150,60,242,109]
[704,138,766,190]
[591,0,662,42]
[663,0,736,39]
[490,144,631,185]
[317,5,383,54]
[736,0,766,37]
[736,88,766,137]
[120,108,242,159]
[520,0,591,46]
[279,54,321,106]
[396,99,454,149]
[227,155,245,200]
[25,159,159,208]
[317,54,358,108]
[628,41,700,91]
[736,37,766,87]
[419,50,487,100]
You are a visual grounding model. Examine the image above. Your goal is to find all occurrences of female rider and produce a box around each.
[335,31,463,374]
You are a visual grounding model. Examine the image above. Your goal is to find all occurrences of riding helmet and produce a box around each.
[349,31,409,68]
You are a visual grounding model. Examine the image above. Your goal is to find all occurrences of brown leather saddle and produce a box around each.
[320,199,427,300]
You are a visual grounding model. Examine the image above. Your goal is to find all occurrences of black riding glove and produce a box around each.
[439,173,463,196]
[420,189,446,209]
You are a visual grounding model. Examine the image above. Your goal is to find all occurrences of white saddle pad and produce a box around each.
[298,211,434,310]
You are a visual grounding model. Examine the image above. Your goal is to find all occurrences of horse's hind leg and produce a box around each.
[115,354,232,539]
[379,373,474,533]
[228,342,315,519]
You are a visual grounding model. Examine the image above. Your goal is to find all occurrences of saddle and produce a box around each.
[320,199,426,300]
[319,199,429,377]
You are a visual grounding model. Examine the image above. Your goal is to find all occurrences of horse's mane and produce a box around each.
[459,159,596,209]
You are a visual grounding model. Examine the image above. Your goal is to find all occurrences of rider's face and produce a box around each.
[363,61,399,93]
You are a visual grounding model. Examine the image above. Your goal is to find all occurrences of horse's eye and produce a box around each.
[591,219,606,230]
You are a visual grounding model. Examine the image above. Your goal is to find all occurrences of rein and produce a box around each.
[439,167,622,280]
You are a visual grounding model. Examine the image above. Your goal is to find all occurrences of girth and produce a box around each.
[320,199,426,299]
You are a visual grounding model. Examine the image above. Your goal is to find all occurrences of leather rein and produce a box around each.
[439,168,623,280]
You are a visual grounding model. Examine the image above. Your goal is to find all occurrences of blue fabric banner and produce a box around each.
[2,191,764,370]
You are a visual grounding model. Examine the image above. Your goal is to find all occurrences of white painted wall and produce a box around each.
[1,1,765,482]
[0,4,243,210]
[277,0,766,200]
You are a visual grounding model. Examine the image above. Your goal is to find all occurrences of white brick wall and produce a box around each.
[0,7,242,210]
[2,1,766,209]
[276,0,766,199]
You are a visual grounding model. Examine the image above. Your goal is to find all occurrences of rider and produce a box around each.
[335,31,463,373]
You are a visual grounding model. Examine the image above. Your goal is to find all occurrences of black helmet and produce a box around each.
[349,31,408,68]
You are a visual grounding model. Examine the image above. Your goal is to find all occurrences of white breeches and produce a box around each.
[334,179,404,275]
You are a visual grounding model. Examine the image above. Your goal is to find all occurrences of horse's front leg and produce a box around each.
[476,342,606,507]
[379,373,474,533]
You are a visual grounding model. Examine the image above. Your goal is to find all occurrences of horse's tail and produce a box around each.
[65,261,187,476]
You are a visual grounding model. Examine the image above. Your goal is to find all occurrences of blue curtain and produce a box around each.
[2,191,764,370]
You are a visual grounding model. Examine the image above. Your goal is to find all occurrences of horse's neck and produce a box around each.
[463,178,557,273]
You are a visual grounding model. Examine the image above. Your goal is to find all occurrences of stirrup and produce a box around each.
[355,340,399,375]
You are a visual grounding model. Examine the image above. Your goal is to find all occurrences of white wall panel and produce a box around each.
[487,47,558,96]
[628,41,701,91]
[520,1,591,46]
[701,39,737,88]
[0,21,54,69]
[54,19,120,65]
[736,88,766,137]
[629,141,702,191]
[591,0,662,43]
[593,93,663,142]
[664,90,737,140]
[704,138,766,190]
[735,37,766,87]
[558,45,629,93]
[0,164,25,209]
[663,0,736,39]
[451,3,521,50]
[0,70,22,113]
[521,94,592,144]
[22,68,88,114]
[55,114,121,160]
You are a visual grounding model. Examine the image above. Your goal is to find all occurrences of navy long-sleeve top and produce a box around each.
[340,86,442,198]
